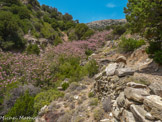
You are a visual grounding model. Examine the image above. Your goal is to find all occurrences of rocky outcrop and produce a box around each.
[115,68,135,77]
[87,19,126,29]
[94,58,162,122]
[149,82,162,97]
[144,95,162,121]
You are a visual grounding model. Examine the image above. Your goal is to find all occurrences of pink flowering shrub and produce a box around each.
[45,30,111,58]
[0,31,111,91]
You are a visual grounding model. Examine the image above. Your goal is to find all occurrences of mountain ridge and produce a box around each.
[86,19,127,29]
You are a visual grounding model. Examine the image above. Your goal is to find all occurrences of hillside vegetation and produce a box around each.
[0,0,162,121]
[0,0,94,51]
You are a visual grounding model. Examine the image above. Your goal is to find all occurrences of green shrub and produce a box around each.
[34,89,64,114]
[154,51,162,65]
[18,7,31,19]
[146,41,161,54]
[119,37,145,52]
[85,49,93,56]
[62,82,69,90]
[19,19,33,34]
[41,22,56,39]
[93,108,104,121]
[26,44,40,55]
[81,29,94,40]
[88,91,95,98]
[5,92,35,118]
[89,98,98,106]
[0,11,26,50]
[84,59,99,77]
[65,21,75,30]
[113,25,126,35]
[53,36,62,46]
[74,23,93,40]
[68,32,77,41]
[50,56,83,83]
[106,25,111,30]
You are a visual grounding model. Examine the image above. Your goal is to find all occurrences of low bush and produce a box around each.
[50,56,98,85]
[81,29,94,40]
[26,44,40,55]
[146,41,161,54]
[154,51,162,65]
[84,59,99,77]
[53,36,62,46]
[85,49,93,56]
[93,108,104,121]
[88,91,95,98]
[34,89,64,114]
[62,82,69,90]
[146,41,162,65]
[89,98,98,106]
[112,25,126,35]
[5,91,35,118]
[119,37,145,52]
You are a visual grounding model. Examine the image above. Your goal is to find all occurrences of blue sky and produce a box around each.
[38,0,128,23]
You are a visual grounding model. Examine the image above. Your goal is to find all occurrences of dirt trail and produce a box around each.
[62,32,68,42]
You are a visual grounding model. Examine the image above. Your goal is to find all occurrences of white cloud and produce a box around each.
[106,3,116,8]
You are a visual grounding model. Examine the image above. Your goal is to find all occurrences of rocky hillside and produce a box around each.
[36,36,162,122]
[87,19,126,29]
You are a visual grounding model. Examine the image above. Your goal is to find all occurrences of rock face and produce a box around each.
[115,68,135,77]
[94,61,162,122]
[149,82,162,97]
[124,87,150,103]
[86,19,126,29]
[116,56,127,64]
[127,82,147,88]
[144,95,162,121]
[130,104,149,122]
[117,92,125,107]
[105,63,117,76]
[121,110,136,122]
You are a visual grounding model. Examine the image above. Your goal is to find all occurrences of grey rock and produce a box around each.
[124,87,150,103]
[130,104,150,122]
[121,110,136,122]
[57,87,63,90]
[149,82,162,97]
[102,96,112,112]
[94,72,103,80]
[145,113,155,120]
[100,119,110,122]
[124,99,134,109]
[116,56,127,64]
[144,95,162,121]
[127,82,147,88]
[117,92,125,107]
[105,63,118,76]
[115,68,135,77]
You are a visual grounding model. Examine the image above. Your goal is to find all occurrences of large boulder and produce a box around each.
[121,110,136,122]
[144,95,162,121]
[117,92,125,107]
[124,87,150,103]
[105,63,118,76]
[149,82,162,97]
[127,82,147,89]
[130,104,151,122]
[115,68,135,77]
[116,56,127,64]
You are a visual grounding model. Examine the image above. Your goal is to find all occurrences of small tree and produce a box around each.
[124,0,162,64]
